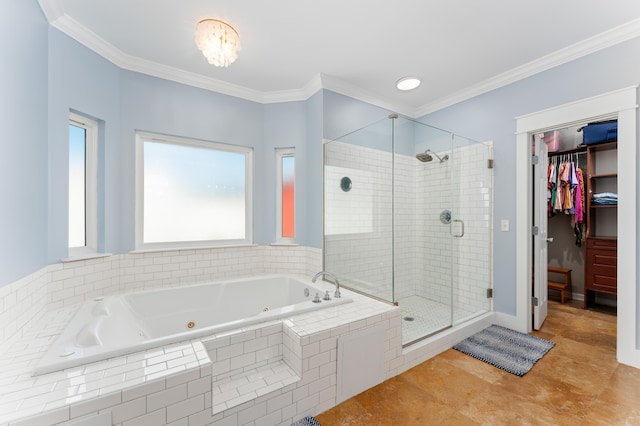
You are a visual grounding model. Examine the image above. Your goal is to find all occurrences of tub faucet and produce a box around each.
[312,271,341,298]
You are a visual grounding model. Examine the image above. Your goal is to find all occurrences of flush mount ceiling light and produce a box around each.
[396,76,421,91]
[195,19,241,67]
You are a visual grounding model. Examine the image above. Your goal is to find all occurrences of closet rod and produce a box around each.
[548,146,587,157]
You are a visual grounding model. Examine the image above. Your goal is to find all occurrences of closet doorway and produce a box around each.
[541,126,593,309]
[514,86,639,368]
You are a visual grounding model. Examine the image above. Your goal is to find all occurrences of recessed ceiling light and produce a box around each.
[396,76,421,91]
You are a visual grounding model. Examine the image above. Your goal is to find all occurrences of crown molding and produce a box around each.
[121,55,266,103]
[39,1,640,117]
[261,74,323,104]
[415,17,640,117]
[320,74,418,117]
[52,14,129,67]
[37,0,64,22]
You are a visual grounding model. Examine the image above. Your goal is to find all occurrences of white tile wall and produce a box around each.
[324,142,395,302]
[416,142,493,316]
[0,239,492,426]
[324,140,493,339]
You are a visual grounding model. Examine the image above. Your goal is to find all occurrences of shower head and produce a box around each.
[416,149,449,163]
[416,151,433,162]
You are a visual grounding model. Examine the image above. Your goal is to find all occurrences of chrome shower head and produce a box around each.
[417,149,449,163]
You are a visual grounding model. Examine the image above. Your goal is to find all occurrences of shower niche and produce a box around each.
[323,115,493,345]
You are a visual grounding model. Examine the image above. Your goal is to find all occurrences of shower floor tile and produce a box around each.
[398,295,476,345]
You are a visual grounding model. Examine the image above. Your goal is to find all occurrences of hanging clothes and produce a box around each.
[547,162,556,218]
[547,151,586,247]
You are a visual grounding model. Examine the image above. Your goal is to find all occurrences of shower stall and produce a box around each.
[323,115,493,345]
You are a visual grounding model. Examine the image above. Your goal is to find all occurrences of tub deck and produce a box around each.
[0,280,398,425]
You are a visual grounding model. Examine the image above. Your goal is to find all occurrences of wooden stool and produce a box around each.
[548,267,572,304]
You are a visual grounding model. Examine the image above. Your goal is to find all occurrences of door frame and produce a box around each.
[514,86,639,368]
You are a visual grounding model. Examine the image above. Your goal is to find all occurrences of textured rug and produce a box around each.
[453,324,554,376]
[291,416,321,426]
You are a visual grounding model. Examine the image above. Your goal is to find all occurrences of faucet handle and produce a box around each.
[312,293,321,303]
[323,290,331,301]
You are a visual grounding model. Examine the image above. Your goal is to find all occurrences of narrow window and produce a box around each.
[136,132,253,249]
[276,148,295,242]
[68,112,97,255]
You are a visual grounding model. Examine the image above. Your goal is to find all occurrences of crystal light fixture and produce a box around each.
[195,19,241,67]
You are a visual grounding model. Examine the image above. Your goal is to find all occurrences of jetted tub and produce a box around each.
[35,275,350,375]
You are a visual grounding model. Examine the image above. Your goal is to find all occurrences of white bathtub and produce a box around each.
[35,275,349,375]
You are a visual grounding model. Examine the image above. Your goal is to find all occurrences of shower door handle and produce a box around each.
[451,219,465,238]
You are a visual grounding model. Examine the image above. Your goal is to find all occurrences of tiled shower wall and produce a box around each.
[324,140,492,317]
[416,142,492,317]
[325,142,399,302]
[0,245,322,349]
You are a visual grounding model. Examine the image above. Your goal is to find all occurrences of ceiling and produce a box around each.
[39,0,640,117]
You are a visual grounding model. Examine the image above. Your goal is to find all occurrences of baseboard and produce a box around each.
[571,292,584,302]
[493,312,526,333]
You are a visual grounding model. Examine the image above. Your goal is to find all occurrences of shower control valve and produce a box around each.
[323,290,331,301]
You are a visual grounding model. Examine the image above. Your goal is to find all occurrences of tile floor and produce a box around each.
[317,300,640,425]
[398,295,478,344]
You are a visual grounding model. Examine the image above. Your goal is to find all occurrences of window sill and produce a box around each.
[130,244,259,254]
[270,242,299,247]
[61,253,113,263]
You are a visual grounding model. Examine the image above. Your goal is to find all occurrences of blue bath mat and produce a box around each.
[291,416,321,426]
[453,324,554,376]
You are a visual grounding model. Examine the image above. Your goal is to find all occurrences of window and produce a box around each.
[136,132,253,249]
[275,148,295,243]
[68,112,97,255]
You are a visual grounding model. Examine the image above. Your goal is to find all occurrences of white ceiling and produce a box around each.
[39,0,640,117]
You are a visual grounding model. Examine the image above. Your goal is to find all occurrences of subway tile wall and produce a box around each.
[0,245,407,426]
[324,140,492,316]
[417,142,493,315]
[324,142,395,302]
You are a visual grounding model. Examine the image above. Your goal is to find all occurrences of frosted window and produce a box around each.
[68,124,86,247]
[275,148,295,243]
[281,155,295,238]
[68,112,97,255]
[142,139,249,244]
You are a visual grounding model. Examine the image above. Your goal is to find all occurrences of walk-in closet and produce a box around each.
[544,121,618,311]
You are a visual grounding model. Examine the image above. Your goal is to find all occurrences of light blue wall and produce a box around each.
[304,91,324,249]
[263,101,307,245]
[419,36,640,315]
[0,2,49,287]
[322,90,391,141]
[47,29,121,261]
[119,72,265,251]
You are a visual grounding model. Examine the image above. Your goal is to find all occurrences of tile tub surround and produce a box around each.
[0,280,400,425]
[0,244,494,425]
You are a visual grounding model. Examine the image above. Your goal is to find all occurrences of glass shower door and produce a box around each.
[395,118,455,343]
[450,135,493,326]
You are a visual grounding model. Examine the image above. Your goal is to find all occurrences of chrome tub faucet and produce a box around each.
[312,271,341,298]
